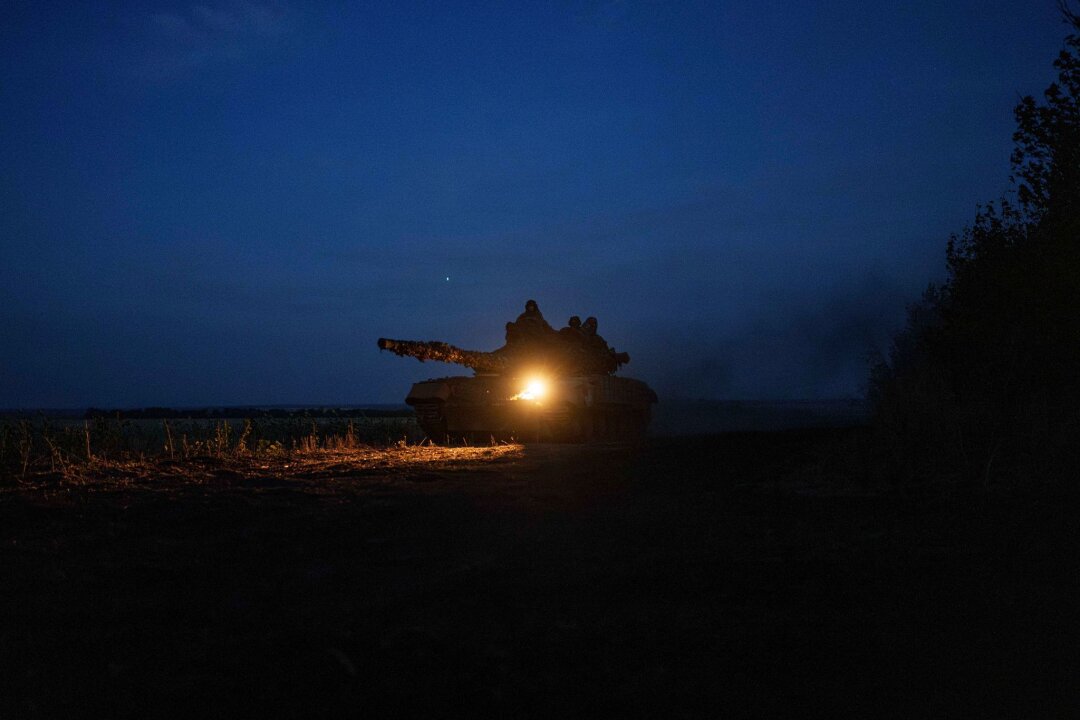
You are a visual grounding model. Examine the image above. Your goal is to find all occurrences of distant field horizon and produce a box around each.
[1,398,870,434]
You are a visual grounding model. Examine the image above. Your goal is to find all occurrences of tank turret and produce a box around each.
[378,333,628,376]
[377,301,656,443]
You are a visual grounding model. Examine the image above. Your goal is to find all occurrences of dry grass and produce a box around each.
[0,415,460,485]
[3,443,526,490]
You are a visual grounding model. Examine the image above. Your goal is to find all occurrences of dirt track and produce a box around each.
[2,431,1078,717]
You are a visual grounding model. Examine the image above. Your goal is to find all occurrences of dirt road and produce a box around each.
[2,431,1078,717]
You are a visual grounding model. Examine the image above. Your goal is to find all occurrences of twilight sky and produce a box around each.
[0,1,1069,407]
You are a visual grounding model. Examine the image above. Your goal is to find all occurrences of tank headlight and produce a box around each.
[518,378,547,401]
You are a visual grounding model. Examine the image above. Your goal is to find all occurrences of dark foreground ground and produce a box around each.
[2,430,1078,718]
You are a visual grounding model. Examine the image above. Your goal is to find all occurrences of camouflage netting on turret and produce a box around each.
[376,339,512,374]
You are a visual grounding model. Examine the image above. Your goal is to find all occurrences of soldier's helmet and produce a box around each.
[583,316,598,333]
[568,316,582,328]
[525,299,539,313]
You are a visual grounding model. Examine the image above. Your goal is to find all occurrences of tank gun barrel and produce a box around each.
[377,338,510,374]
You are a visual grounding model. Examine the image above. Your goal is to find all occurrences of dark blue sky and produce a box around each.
[0,1,1069,406]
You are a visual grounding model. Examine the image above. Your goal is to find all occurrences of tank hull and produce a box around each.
[405,374,658,444]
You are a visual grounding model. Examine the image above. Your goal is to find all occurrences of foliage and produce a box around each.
[871,6,1080,483]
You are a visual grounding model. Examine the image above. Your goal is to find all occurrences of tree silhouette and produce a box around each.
[871,4,1080,483]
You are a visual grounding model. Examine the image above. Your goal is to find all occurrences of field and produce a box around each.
[2,427,1079,717]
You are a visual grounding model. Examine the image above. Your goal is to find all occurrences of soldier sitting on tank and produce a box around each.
[558,315,586,344]
[516,299,553,330]
[581,316,630,372]
[506,299,556,345]
[581,316,607,349]
[552,316,592,372]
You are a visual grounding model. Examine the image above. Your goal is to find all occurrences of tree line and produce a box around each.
[870,3,1080,483]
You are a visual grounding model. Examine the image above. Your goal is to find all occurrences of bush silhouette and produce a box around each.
[871,5,1080,483]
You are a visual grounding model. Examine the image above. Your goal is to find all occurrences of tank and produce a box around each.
[377,309,657,443]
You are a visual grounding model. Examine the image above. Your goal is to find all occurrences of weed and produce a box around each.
[0,413,424,482]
